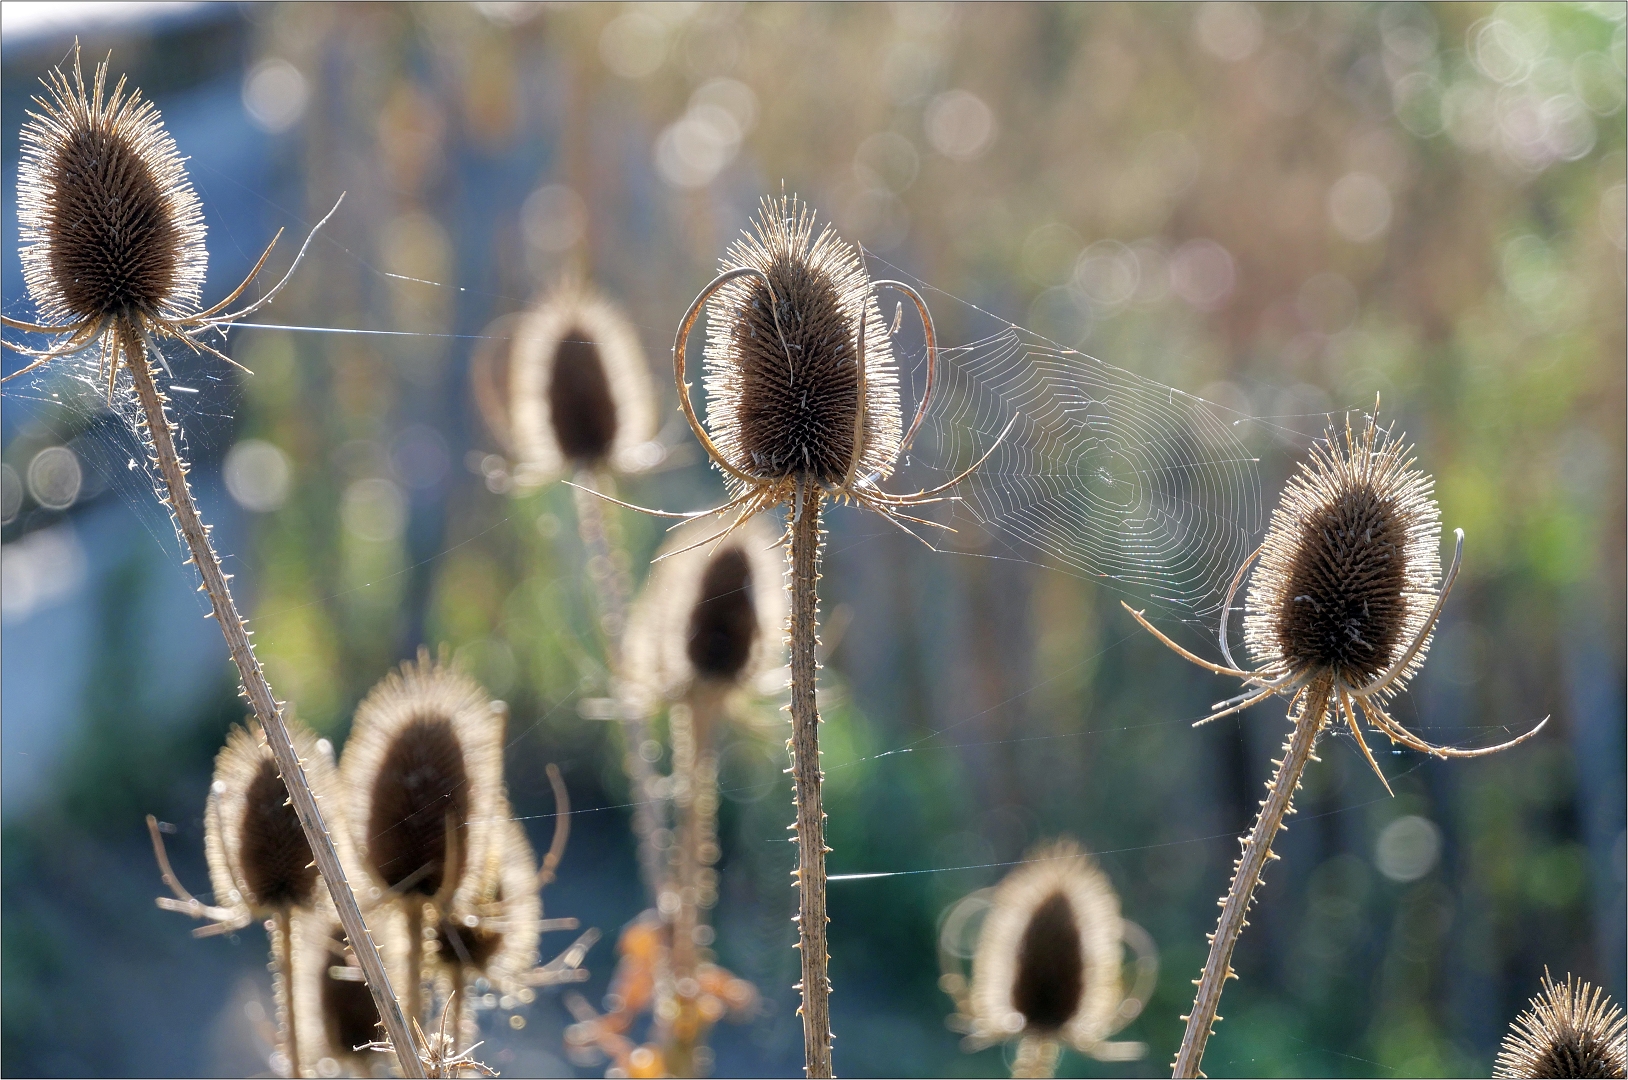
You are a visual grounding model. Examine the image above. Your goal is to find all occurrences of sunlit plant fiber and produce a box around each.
[1494,970,1627,1079]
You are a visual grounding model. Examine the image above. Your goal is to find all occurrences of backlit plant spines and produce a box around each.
[1243,411,1443,694]
[508,281,658,486]
[702,194,902,491]
[1494,971,1628,1080]
[941,840,1156,1077]
[17,46,207,328]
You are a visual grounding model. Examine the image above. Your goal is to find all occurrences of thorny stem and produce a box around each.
[1173,679,1330,1079]
[789,480,833,1078]
[123,329,424,1079]
[274,910,299,1080]
[571,472,665,900]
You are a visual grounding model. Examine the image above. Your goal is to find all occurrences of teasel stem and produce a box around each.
[405,900,424,1029]
[667,692,721,1076]
[122,324,424,1078]
[788,478,833,1078]
[1011,1036,1060,1079]
[1173,677,1330,1079]
[571,470,667,900]
[272,910,299,1080]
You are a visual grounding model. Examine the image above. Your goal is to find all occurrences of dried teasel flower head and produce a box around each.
[623,515,787,701]
[947,841,1153,1062]
[1494,970,1628,1079]
[700,193,901,494]
[205,718,352,919]
[435,815,543,992]
[1123,406,1545,794]
[507,282,658,486]
[296,911,407,1075]
[5,44,319,399]
[341,649,507,910]
[1243,411,1442,695]
[17,44,206,330]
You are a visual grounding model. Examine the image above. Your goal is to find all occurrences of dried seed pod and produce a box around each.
[1243,413,1443,693]
[967,841,1129,1054]
[436,814,542,993]
[17,46,207,329]
[205,719,352,919]
[1494,970,1627,1079]
[623,515,786,701]
[341,650,506,911]
[295,908,409,1078]
[701,194,901,491]
[508,282,657,486]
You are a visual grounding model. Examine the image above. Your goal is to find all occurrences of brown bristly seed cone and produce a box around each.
[1494,970,1627,1079]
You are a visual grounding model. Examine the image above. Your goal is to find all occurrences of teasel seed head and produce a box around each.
[623,515,787,701]
[205,718,351,918]
[435,815,543,991]
[17,45,207,329]
[508,282,658,486]
[1494,970,1627,1079]
[702,193,901,492]
[296,910,407,1074]
[967,841,1129,1051]
[1243,412,1442,694]
[341,649,507,910]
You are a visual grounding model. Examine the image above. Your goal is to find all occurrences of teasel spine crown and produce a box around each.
[13,48,422,1076]
[1494,970,1627,1080]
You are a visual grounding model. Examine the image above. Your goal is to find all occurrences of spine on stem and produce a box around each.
[788,480,833,1078]
[1172,680,1329,1079]
[123,326,423,1079]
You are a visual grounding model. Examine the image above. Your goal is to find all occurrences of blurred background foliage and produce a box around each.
[2,2,1623,1077]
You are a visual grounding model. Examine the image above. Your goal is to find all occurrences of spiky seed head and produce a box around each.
[17,46,206,327]
[436,815,542,991]
[295,911,407,1073]
[509,283,657,485]
[341,649,507,909]
[1494,971,1628,1079]
[623,515,787,700]
[205,719,350,917]
[703,194,901,489]
[1244,413,1442,692]
[969,840,1126,1051]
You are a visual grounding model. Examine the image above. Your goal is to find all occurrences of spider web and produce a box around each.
[871,277,1263,621]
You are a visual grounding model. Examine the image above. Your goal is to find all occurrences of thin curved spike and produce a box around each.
[1218,545,1263,672]
[199,194,346,327]
[867,502,947,553]
[860,415,1017,504]
[146,814,240,924]
[1121,602,1257,679]
[1,315,106,370]
[1,314,72,334]
[162,325,253,375]
[1192,682,1283,727]
[672,265,793,485]
[562,479,752,520]
[1348,529,1464,697]
[649,501,764,563]
[871,279,938,460]
[1338,686,1393,795]
[1357,696,1548,759]
[537,764,571,890]
[182,228,283,321]
[1210,672,1293,710]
